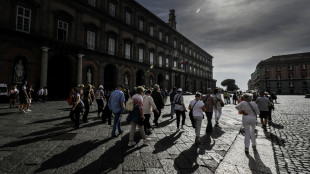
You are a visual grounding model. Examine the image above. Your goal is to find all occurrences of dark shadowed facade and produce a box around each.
[249,52,310,94]
[0,0,215,98]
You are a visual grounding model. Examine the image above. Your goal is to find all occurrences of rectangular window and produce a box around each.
[88,0,96,7]
[173,60,177,68]
[159,31,162,41]
[125,43,131,59]
[289,73,293,80]
[180,44,183,51]
[149,52,154,65]
[166,74,169,80]
[190,66,192,72]
[189,49,192,56]
[87,31,95,50]
[139,48,143,62]
[125,12,131,25]
[276,66,281,72]
[139,19,144,31]
[301,64,307,70]
[108,37,115,55]
[109,3,115,17]
[166,58,169,67]
[159,56,163,67]
[57,20,68,41]
[173,40,177,48]
[185,46,187,54]
[265,67,270,72]
[16,6,31,33]
[166,35,169,43]
[149,26,154,36]
[277,82,281,88]
[288,65,293,71]
[289,82,294,88]
[277,74,281,80]
[194,52,196,58]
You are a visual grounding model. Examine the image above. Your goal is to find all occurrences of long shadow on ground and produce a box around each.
[35,137,113,173]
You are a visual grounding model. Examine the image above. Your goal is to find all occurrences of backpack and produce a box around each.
[125,96,134,111]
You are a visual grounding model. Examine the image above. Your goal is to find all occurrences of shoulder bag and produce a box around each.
[189,100,198,128]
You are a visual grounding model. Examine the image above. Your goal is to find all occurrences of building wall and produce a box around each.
[0,0,215,98]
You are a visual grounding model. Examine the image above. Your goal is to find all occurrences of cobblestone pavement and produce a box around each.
[0,95,276,174]
[268,96,310,174]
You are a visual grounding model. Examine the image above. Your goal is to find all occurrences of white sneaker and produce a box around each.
[26,109,31,112]
[128,141,136,147]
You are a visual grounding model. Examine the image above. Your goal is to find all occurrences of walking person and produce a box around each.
[233,92,238,105]
[143,90,159,135]
[25,84,34,112]
[169,87,177,119]
[95,85,105,117]
[9,86,17,108]
[174,88,187,131]
[151,84,164,127]
[235,93,260,153]
[109,85,125,137]
[213,88,224,127]
[89,85,95,108]
[188,93,206,144]
[82,84,92,123]
[202,88,217,132]
[256,91,271,131]
[69,87,84,129]
[19,81,29,113]
[128,86,149,146]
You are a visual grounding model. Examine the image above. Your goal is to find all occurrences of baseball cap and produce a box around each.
[177,88,183,92]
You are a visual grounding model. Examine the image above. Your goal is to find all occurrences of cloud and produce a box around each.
[135,0,310,90]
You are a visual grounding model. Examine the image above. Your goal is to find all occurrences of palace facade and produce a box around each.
[0,0,215,97]
[249,52,310,94]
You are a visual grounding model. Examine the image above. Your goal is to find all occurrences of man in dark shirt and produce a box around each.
[169,87,177,119]
[151,84,164,127]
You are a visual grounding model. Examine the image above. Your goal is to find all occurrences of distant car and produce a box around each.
[183,91,193,95]
[0,83,9,102]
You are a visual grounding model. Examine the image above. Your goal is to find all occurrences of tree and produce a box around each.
[221,79,239,91]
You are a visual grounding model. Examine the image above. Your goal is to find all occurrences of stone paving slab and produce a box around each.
[0,96,279,173]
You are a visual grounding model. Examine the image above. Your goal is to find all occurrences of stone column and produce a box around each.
[77,54,84,85]
[40,47,49,87]
[171,73,175,88]
[180,74,185,89]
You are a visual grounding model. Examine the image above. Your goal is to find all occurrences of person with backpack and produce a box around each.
[202,88,217,132]
[173,88,187,131]
[69,87,84,129]
[188,93,206,144]
[95,85,105,117]
[169,87,177,119]
[235,93,260,153]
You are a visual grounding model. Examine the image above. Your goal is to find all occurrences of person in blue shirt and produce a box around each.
[109,84,125,137]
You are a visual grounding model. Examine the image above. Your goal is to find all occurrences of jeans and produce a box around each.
[214,108,222,120]
[129,122,146,141]
[111,112,122,136]
[83,99,89,122]
[96,99,104,116]
[69,106,82,128]
[144,114,151,132]
[175,110,186,128]
[170,103,175,116]
[153,109,161,125]
[243,116,257,148]
[205,112,213,131]
[194,116,203,136]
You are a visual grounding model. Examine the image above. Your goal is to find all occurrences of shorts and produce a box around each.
[19,97,28,104]
[259,111,268,119]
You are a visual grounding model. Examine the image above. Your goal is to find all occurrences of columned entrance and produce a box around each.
[104,64,117,90]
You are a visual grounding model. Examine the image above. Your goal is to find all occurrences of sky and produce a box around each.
[135,0,310,91]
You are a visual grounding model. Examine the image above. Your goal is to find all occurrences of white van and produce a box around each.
[0,83,9,102]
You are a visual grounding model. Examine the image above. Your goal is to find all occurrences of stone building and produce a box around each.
[0,0,215,98]
[250,52,310,94]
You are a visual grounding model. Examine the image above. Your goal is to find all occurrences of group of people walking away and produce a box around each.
[67,82,276,154]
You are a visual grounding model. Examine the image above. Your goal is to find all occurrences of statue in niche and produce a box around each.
[87,68,92,84]
[125,74,128,86]
[14,60,25,83]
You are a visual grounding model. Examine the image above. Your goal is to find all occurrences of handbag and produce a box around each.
[126,105,141,123]
[125,96,134,111]
[67,96,73,105]
[189,100,198,128]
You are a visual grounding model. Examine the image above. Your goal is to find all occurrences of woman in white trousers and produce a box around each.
[235,93,260,153]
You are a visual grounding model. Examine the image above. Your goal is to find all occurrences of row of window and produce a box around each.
[90,0,210,63]
[265,64,307,72]
[265,71,307,80]
[266,81,308,88]
[15,5,212,67]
